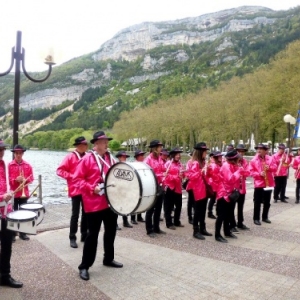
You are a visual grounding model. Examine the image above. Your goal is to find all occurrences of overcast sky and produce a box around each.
[0,0,299,72]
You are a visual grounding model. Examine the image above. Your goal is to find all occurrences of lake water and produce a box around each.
[3,150,70,205]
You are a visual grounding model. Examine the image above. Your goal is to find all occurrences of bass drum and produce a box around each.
[105,162,158,216]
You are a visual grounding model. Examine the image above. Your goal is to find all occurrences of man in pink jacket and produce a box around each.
[272,143,293,203]
[0,140,23,288]
[74,131,123,281]
[250,144,277,225]
[56,136,88,248]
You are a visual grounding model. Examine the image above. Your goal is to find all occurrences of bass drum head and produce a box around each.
[105,162,141,216]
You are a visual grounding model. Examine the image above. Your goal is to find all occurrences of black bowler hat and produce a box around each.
[134,149,145,157]
[169,147,183,155]
[148,140,163,148]
[90,131,113,144]
[11,144,26,152]
[194,142,209,151]
[226,144,234,151]
[116,150,130,158]
[278,143,286,150]
[73,136,88,146]
[236,144,248,151]
[254,143,269,150]
[212,151,223,157]
[225,150,239,160]
[0,140,10,148]
[161,148,169,156]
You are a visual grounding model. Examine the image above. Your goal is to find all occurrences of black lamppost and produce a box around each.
[0,31,55,147]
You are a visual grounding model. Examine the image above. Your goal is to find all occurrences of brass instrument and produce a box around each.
[262,160,273,191]
[20,170,27,198]
[276,149,289,176]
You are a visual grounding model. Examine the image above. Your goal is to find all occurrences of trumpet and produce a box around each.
[19,170,27,198]
[262,161,273,191]
[276,149,290,176]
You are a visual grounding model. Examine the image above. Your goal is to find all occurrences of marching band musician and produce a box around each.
[215,150,244,243]
[272,143,293,203]
[131,150,146,223]
[56,136,89,248]
[115,150,133,229]
[185,142,212,240]
[161,148,169,164]
[249,144,277,225]
[8,145,34,241]
[164,148,184,230]
[234,144,250,231]
[0,140,23,288]
[292,148,300,204]
[144,140,166,237]
[74,131,123,281]
[206,152,222,219]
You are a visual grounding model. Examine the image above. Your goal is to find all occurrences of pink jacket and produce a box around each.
[73,152,115,213]
[164,160,182,194]
[185,159,206,201]
[73,151,116,213]
[56,151,86,197]
[239,158,250,194]
[206,161,222,192]
[272,152,292,177]
[249,154,276,188]
[8,159,34,198]
[292,156,300,179]
[0,160,12,218]
[144,153,166,185]
[217,161,243,202]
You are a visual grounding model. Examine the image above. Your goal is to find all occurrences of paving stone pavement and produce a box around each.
[2,177,300,300]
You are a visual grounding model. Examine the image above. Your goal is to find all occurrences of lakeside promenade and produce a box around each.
[2,177,300,300]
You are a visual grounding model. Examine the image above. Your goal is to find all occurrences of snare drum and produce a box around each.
[105,162,158,216]
[20,203,45,225]
[6,211,37,235]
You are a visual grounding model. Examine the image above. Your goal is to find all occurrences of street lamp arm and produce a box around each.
[0,47,15,76]
[21,48,54,83]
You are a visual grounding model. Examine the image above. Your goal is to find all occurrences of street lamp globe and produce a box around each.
[283,114,293,123]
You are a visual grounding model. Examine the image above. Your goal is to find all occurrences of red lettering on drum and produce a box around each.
[113,168,134,181]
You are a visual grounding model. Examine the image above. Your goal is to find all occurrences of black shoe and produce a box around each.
[281,199,288,203]
[79,269,89,281]
[254,220,261,225]
[215,236,228,243]
[225,233,237,239]
[237,224,250,230]
[116,224,122,231]
[103,260,123,268]
[81,234,87,242]
[131,220,138,225]
[70,239,78,248]
[12,236,16,243]
[147,232,156,238]
[273,198,278,203]
[231,227,239,234]
[208,213,217,219]
[19,233,30,241]
[154,229,166,234]
[296,200,299,204]
[284,196,289,199]
[0,276,23,288]
[188,219,193,224]
[200,229,213,236]
[193,232,205,240]
[137,218,145,222]
[123,222,133,228]
[167,225,176,230]
[262,218,271,224]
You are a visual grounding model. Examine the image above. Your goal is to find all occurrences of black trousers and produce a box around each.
[274,176,287,200]
[164,188,182,227]
[296,179,300,201]
[207,192,216,214]
[229,193,246,228]
[215,198,230,237]
[0,218,13,277]
[70,195,87,240]
[145,193,163,234]
[187,190,194,220]
[131,214,143,221]
[78,208,118,270]
[253,188,272,221]
[193,197,208,230]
